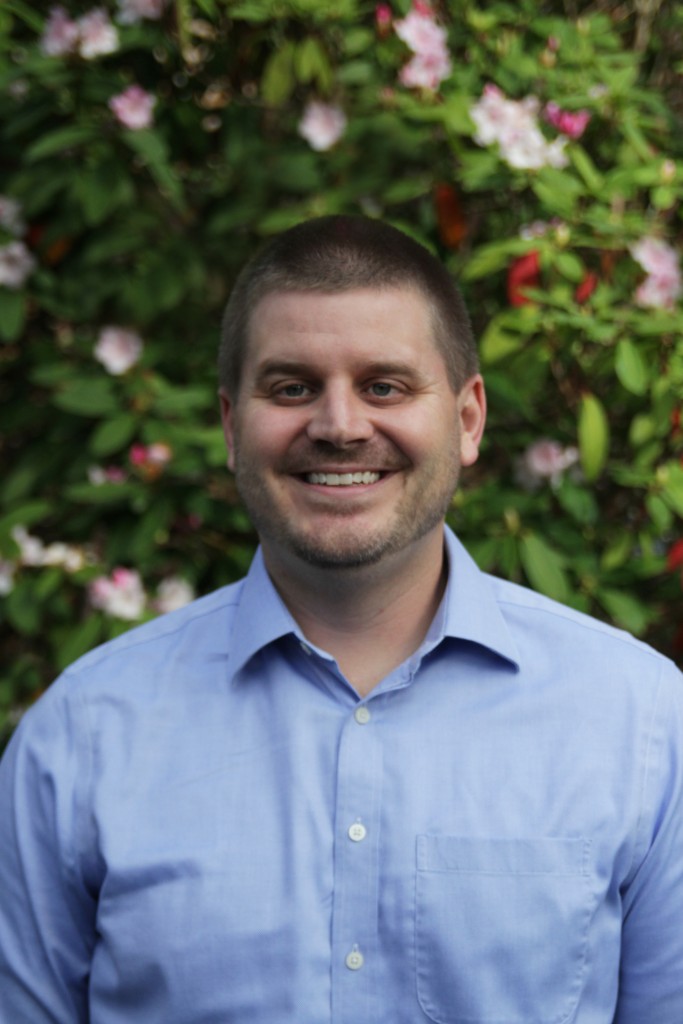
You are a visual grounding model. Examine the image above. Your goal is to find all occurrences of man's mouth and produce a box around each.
[305,471,382,486]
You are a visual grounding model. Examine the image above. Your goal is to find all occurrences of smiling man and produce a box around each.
[1,216,682,1023]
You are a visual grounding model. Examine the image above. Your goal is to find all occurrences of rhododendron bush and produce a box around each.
[1,0,682,740]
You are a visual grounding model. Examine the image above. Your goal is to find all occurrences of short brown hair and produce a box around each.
[218,215,478,398]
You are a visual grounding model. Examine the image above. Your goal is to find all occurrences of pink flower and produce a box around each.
[155,576,195,614]
[11,526,45,566]
[94,326,143,374]
[470,85,568,170]
[40,6,80,56]
[630,236,682,310]
[399,50,452,91]
[89,567,146,619]
[108,85,156,130]
[298,101,347,151]
[116,0,167,23]
[88,465,127,485]
[77,9,119,59]
[395,5,451,91]
[515,440,578,491]
[544,102,591,140]
[375,4,392,31]
[0,241,36,289]
[129,442,172,478]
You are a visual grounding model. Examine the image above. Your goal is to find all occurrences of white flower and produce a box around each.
[630,236,682,310]
[0,241,36,289]
[94,326,143,375]
[515,439,578,491]
[11,526,45,566]
[42,542,87,572]
[298,102,346,151]
[155,577,195,614]
[77,8,119,59]
[89,568,146,619]
[0,560,16,596]
[108,85,156,130]
[0,196,26,237]
[470,85,568,171]
[395,6,452,90]
[117,0,167,23]
[40,6,80,56]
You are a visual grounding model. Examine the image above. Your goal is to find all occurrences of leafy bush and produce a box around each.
[1,0,682,743]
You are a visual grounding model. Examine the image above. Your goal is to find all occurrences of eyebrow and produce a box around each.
[253,359,425,385]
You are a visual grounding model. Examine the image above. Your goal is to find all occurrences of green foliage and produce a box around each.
[1,0,682,746]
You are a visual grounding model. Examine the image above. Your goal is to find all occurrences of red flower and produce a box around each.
[575,271,598,304]
[507,251,541,306]
[433,183,467,248]
[666,539,683,572]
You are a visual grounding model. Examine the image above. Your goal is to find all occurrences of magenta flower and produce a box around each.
[544,102,591,140]
[108,85,156,130]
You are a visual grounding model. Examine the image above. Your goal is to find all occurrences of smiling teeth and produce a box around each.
[307,471,381,486]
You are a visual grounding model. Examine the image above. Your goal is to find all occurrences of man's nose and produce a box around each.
[305,384,373,448]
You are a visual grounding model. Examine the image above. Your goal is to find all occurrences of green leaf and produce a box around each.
[25,124,97,162]
[597,588,651,635]
[570,146,603,192]
[52,379,119,418]
[519,533,569,603]
[122,131,185,211]
[578,393,609,481]
[55,614,103,671]
[261,43,296,106]
[0,501,53,537]
[89,414,138,457]
[600,533,633,571]
[479,322,526,364]
[661,464,683,518]
[5,580,42,636]
[614,339,648,395]
[0,289,26,342]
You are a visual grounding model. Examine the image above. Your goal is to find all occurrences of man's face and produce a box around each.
[220,287,485,573]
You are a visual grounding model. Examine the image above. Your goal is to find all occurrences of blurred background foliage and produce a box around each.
[1,0,682,745]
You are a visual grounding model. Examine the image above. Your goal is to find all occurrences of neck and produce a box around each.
[262,528,448,697]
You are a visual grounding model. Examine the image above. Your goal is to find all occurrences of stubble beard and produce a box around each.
[232,442,462,571]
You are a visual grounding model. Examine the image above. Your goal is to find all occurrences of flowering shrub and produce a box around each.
[1,0,682,743]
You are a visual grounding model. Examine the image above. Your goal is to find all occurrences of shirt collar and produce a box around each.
[228,526,521,680]
[438,526,520,669]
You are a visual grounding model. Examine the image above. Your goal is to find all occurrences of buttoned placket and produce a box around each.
[330,700,383,1023]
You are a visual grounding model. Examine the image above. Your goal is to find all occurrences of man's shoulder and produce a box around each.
[59,578,246,690]
[487,570,679,678]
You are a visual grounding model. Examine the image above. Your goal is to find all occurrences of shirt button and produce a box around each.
[348,822,367,842]
[354,706,371,724]
[345,949,364,970]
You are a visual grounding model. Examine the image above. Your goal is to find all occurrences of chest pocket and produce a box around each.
[415,835,594,1024]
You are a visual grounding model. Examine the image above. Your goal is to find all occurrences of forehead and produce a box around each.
[244,287,443,372]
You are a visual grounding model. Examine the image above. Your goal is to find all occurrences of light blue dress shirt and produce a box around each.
[1,527,682,1023]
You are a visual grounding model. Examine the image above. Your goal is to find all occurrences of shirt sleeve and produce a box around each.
[0,677,97,1023]
[615,659,683,1022]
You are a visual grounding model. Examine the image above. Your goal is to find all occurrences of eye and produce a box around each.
[367,381,399,398]
[273,382,312,401]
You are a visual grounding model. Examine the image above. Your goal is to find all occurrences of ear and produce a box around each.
[457,374,487,468]
[218,387,236,472]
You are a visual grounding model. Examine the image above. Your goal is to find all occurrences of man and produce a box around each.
[0,216,681,1023]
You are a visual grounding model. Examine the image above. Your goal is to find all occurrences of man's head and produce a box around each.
[218,215,478,401]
